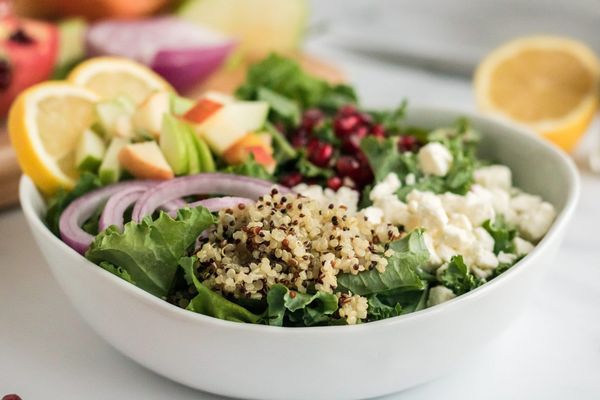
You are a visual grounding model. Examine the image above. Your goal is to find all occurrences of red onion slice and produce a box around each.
[160,198,187,212]
[98,182,158,233]
[60,181,155,255]
[167,197,254,218]
[132,173,293,223]
[86,17,236,91]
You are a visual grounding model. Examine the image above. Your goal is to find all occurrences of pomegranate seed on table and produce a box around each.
[327,176,343,191]
[280,172,303,188]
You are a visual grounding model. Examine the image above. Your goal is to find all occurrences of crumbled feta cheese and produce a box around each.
[473,227,495,252]
[514,237,535,256]
[517,201,556,241]
[363,206,384,224]
[448,213,473,231]
[405,173,416,186]
[418,142,453,176]
[370,172,401,200]
[498,251,518,264]
[415,191,449,231]
[474,165,512,191]
[426,285,456,308]
[442,225,472,251]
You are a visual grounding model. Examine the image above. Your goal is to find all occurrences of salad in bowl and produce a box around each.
[11,54,559,328]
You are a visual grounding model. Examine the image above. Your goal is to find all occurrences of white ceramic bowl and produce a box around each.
[20,107,579,400]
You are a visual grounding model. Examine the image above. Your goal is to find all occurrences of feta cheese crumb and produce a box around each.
[474,165,512,191]
[418,142,453,176]
[514,237,535,256]
[405,173,416,186]
[426,285,456,308]
[498,251,518,264]
[370,172,401,201]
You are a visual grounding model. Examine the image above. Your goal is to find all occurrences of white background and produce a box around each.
[2,2,600,398]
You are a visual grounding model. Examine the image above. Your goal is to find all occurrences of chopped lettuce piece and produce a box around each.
[438,255,482,296]
[483,215,517,255]
[86,206,216,298]
[266,284,338,327]
[220,153,275,181]
[337,230,429,296]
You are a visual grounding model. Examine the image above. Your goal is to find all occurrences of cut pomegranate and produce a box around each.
[280,172,302,188]
[327,176,343,191]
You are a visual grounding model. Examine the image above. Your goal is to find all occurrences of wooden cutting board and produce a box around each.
[0,54,344,210]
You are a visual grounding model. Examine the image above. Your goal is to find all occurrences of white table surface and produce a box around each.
[2,42,600,400]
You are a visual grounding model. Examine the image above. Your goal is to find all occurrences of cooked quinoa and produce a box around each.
[194,188,402,308]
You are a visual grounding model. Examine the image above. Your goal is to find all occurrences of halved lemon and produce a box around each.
[474,36,600,152]
[67,57,173,103]
[8,82,99,194]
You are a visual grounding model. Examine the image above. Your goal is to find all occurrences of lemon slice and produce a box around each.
[474,36,600,152]
[68,57,173,104]
[8,82,99,194]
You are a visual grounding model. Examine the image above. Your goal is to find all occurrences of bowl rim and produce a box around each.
[19,105,581,333]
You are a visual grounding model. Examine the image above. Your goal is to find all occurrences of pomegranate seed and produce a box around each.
[338,105,356,116]
[356,111,373,124]
[327,176,343,191]
[370,124,386,138]
[309,142,333,167]
[336,156,361,178]
[334,115,360,137]
[307,138,320,153]
[354,125,369,138]
[342,133,362,154]
[2,395,22,400]
[290,129,309,149]
[301,109,325,130]
[280,172,302,188]
[398,135,418,152]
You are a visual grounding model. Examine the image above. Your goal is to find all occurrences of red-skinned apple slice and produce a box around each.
[183,98,224,125]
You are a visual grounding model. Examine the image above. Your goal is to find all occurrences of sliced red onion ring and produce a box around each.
[60,181,156,255]
[98,182,157,233]
[160,198,187,212]
[132,173,293,223]
[167,197,254,218]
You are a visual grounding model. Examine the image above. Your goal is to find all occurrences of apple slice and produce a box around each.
[118,141,174,180]
[95,100,129,140]
[202,91,234,104]
[183,128,201,175]
[99,137,129,185]
[170,93,195,115]
[159,114,189,175]
[194,134,216,172]
[221,101,269,131]
[246,146,276,173]
[75,129,106,172]
[133,90,171,139]
[223,132,272,164]
[197,115,248,155]
[183,98,224,125]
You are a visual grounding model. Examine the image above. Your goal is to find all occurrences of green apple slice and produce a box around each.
[75,129,106,172]
[99,137,129,185]
[95,100,129,140]
[183,128,201,175]
[160,114,189,176]
[193,133,216,172]
[170,93,196,115]
[221,101,269,131]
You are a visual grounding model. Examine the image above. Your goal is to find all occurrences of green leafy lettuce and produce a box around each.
[236,53,357,119]
[220,153,275,182]
[86,206,216,298]
[482,215,517,255]
[266,284,339,326]
[337,230,429,296]
[180,256,263,323]
[438,255,482,295]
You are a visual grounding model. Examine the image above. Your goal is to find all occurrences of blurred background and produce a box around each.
[1,0,599,207]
